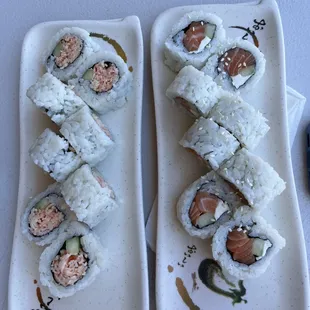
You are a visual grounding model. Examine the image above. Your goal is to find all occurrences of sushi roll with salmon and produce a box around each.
[164,11,226,72]
[212,207,286,279]
[61,164,118,228]
[208,92,270,149]
[21,183,74,246]
[166,65,222,117]
[26,73,86,126]
[44,27,99,82]
[29,128,83,182]
[39,221,106,298]
[218,148,286,210]
[180,118,240,170]
[69,51,132,114]
[60,106,114,166]
[177,171,245,239]
[201,39,266,92]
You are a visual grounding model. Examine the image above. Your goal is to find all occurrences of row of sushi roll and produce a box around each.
[21,26,133,297]
[164,11,286,280]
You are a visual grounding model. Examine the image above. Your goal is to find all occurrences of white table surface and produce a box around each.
[0,0,309,309]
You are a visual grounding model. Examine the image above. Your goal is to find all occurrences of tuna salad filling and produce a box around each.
[226,227,272,265]
[82,61,119,93]
[174,96,201,117]
[51,236,88,287]
[173,21,216,54]
[52,34,83,69]
[28,194,65,237]
[189,190,229,229]
[217,48,256,89]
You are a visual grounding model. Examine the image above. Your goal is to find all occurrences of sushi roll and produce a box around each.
[29,128,83,182]
[60,106,114,166]
[218,148,286,210]
[166,65,222,117]
[39,221,106,298]
[180,118,240,170]
[61,164,118,228]
[43,27,99,81]
[164,11,226,72]
[201,38,266,92]
[212,207,286,279]
[21,183,74,246]
[208,92,270,149]
[69,51,132,114]
[177,171,245,239]
[26,73,86,126]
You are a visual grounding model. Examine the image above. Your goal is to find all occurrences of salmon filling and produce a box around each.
[189,192,229,228]
[53,35,83,69]
[91,168,115,198]
[174,97,200,117]
[226,228,272,265]
[92,114,113,139]
[217,48,256,89]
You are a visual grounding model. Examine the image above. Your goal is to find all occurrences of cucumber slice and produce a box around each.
[53,42,63,57]
[252,238,272,259]
[34,197,49,210]
[205,24,216,39]
[82,69,94,81]
[197,213,214,228]
[66,236,80,255]
[240,65,255,77]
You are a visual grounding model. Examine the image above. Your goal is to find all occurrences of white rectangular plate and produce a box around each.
[151,1,310,309]
[9,17,149,310]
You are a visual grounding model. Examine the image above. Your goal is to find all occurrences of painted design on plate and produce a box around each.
[175,277,200,310]
[177,245,197,267]
[230,19,266,47]
[191,272,199,292]
[32,279,57,310]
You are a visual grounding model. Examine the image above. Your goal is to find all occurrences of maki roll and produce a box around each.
[29,128,83,182]
[177,171,245,239]
[166,65,222,117]
[212,207,286,279]
[39,221,106,298]
[218,148,286,210]
[180,118,240,170]
[201,39,266,92]
[60,106,114,166]
[208,92,270,149]
[43,27,99,81]
[69,51,132,114]
[164,11,226,72]
[61,164,118,228]
[21,183,73,246]
[26,73,86,126]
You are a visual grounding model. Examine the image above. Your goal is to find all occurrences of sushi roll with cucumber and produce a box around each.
[39,221,106,298]
[26,73,86,126]
[212,207,286,279]
[164,11,226,72]
[29,128,83,182]
[61,164,118,228]
[201,38,266,92]
[208,92,270,149]
[180,118,240,170]
[177,171,245,239]
[60,106,114,166]
[166,65,222,117]
[218,148,286,210]
[21,183,73,246]
[69,51,132,114]
[44,27,99,82]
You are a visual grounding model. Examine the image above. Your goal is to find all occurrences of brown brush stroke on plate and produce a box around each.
[175,277,200,310]
[229,26,259,47]
[191,272,199,292]
[33,279,37,284]
[36,287,52,310]
[168,265,174,273]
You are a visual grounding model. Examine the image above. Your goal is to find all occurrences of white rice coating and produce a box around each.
[39,221,106,298]
[69,51,132,114]
[177,171,245,239]
[26,73,86,125]
[180,118,240,170]
[60,106,114,166]
[166,65,222,117]
[212,207,286,279]
[43,27,99,82]
[164,11,226,72]
[61,164,118,228]
[29,128,83,182]
[218,148,286,210]
[201,38,266,93]
[208,92,270,149]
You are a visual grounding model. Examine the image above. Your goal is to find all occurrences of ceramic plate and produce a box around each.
[151,1,309,309]
[9,16,149,310]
